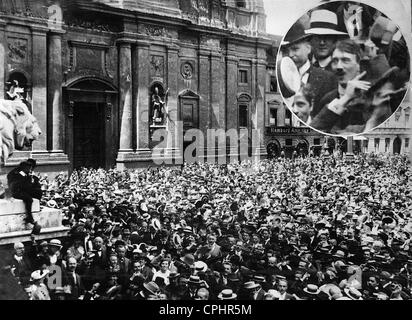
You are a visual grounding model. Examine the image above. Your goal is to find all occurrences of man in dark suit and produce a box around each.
[2,242,33,287]
[62,257,84,300]
[310,39,407,134]
[7,160,40,224]
[281,21,338,118]
[92,236,108,269]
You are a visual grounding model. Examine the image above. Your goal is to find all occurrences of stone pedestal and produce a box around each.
[0,199,69,245]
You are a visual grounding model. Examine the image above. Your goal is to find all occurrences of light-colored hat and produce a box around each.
[305,10,348,36]
[194,260,208,273]
[30,269,49,281]
[150,218,161,231]
[344,287,363,300]
[49,239,62,248]
[218,289,237,300]
[303,284,320,295]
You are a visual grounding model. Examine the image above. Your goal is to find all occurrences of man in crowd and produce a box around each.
[281,20,337,118]
[306,9,349,71]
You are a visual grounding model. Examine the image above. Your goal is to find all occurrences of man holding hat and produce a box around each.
[281,20,337,119]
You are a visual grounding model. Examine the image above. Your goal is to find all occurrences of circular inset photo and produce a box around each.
[276,1,410,137]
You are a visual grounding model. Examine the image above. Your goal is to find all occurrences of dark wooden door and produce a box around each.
[73,102,105,169]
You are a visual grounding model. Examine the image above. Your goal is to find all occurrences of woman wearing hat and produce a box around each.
[27,269,50,300]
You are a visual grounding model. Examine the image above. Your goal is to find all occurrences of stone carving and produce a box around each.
[0,98,41,162]
[8,38,28,64]
[181,62,194,80]
[66,16,121,33]
[150,55,164,78]
[142,24,172,38]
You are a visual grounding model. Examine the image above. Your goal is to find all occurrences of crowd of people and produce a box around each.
[1,152,411,300]
[279,3,410,135]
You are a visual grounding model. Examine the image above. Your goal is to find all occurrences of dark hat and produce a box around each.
[363,54,402,91]
[180,253,195,266]
[169,272,180,279]
[282,21,311,46]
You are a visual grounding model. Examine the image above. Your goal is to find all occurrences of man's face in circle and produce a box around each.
[286,41,311,69]
[331,49,360,84]
[311,35,336,60]
[292,92,312,123]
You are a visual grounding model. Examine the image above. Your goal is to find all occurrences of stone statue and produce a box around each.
[151,86,169,125]
[0,98,42,162]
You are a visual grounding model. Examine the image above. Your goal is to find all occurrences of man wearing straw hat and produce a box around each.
[306,9,349,72]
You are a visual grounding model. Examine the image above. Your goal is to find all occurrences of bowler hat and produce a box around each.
[282,21,311,46]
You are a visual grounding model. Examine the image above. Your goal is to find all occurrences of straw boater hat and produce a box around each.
[303,284,320,295]
[305,9,348,36]
[218,289,237,300]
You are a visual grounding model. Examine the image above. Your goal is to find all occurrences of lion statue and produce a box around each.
[0,98,42,162]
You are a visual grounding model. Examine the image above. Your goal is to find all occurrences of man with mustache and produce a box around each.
[311,39,370,134]
[311,39,408,134]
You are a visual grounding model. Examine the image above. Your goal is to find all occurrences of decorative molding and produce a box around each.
[141,24,172,38]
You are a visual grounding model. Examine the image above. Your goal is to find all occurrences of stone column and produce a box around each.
[48,31,64,153]
[165,45,181,163]
[117,42,133,154]
[226,53,238,159]
[346,136,354,157]
[135,41,151,158]
[0,19,5,97]
[31,29,48,152]
[255,51,267,159]
[198,49,211,161]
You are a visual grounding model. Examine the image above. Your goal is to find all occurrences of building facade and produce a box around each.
[0,0,271,175]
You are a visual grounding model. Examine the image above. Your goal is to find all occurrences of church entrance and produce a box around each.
[64,78,117,172]
[73,102,105,169]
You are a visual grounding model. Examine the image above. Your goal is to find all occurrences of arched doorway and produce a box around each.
[393,137,402,154]
[267,140,280,158]
[296,139,309,157]
[64,78,117,171]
